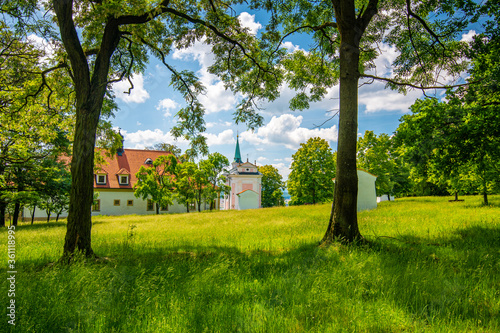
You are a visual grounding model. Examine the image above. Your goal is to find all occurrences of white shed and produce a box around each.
[357,169,378,211]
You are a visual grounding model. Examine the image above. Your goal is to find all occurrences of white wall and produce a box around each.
[357,170,378,211]
[23,189,216,219]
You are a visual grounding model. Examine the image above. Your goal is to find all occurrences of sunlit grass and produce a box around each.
[1,195,499,332]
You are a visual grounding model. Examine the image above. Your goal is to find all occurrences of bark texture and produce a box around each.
[322,0,378,243]
[54,0,121,259]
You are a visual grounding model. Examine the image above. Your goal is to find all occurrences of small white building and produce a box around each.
[223,136,262,210]
[333,169,377,211]
[356,169,378,211]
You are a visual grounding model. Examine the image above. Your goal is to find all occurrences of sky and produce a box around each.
[109,11,475,181]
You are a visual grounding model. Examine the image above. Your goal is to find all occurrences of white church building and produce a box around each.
[223,136,262,210]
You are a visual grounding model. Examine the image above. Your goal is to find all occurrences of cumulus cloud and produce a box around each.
[359,80,423,113]
[240,114,338,150]
[203,129,236,146]
[272,162,292,180]
[461,30,476,42]
[122,129,188,149]
[173,39,237,113]
[27,34,57,63]
[156,98,179,117]
[112,74,150,104]
[281,41,301,53]
[238,12,262,35]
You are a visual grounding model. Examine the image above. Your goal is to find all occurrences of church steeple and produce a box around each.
[234,134,242,164]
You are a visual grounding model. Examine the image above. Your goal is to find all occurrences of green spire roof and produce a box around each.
[234,135,242,163]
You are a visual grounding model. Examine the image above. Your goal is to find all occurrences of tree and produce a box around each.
[134,155,177,215]
[2,0,276,258]
[288,137,336,205]
[0,21,72,226]
[252,0,482,242]
[258,165,285,207]
[357,131,397,200]
[395,95,500,204]
[174,162,197,213]
[200,152,231,210]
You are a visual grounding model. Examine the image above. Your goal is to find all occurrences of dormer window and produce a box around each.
[145,158,153,165]
[119,175,129,185]
[96,174,107,185]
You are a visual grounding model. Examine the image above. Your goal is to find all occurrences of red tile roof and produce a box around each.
[94,149,173,189]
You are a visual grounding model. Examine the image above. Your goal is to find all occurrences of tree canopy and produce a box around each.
[258,165,285,208]
[288,137,336,205]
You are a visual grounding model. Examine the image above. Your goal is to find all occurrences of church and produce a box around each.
[223,136,262,210]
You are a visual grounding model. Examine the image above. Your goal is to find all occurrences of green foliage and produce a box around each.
[357,131,398,197]
[258,165,285,207]
[174,161,198,212]
[3,196,500,332]
[134,155,178,214]
[288,137,335,205]
[200,152,231,210]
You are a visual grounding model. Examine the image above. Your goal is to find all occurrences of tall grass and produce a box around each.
[1,196,499,332]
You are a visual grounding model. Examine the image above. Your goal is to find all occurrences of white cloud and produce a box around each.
[27,34,56,63]
[156,98,179,117]
[240,114,338,150]
[173,39,238,113]
[206,121,233,128]
[281,41,300,53]
[359,81,423,113]
[112,74,150,104]
[272,162,292,180]
[238,12,262,35]
[461,30,476,42]
[122,129,188,149]
[203,129,236,146]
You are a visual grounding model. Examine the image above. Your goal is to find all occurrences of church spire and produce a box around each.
[234,134,242,164]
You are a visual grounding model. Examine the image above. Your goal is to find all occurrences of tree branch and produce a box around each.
[360,74,476,90]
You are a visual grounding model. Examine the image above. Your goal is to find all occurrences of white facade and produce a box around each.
[224,161,262,210]
[357,170,378,211]
[23,189,215,219]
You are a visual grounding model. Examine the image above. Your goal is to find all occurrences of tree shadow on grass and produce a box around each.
[12,225,500,333]
[365,225,500,328]
[8,221,67,231]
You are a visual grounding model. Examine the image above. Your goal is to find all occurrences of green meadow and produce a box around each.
[2,196,500,332]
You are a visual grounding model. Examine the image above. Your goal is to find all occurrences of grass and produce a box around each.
[1,196,500,332]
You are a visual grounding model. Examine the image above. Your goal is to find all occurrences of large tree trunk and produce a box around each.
[54,0,121,259]
[12,201,20,227]
[322,0,378,244]
[0,199,6,227]
[63,106,101,257]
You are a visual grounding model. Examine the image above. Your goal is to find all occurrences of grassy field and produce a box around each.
[1,196,499,332]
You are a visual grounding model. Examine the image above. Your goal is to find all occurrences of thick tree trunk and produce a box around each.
[54,0,121,260]
[483,191,488,205]
[322,0,378,243]
[63,110,100,257]
[46,210,51,223]
[387,194,391,201]
[0,199,6,227]
[31,206,36,225]
[156,203,160,215]
[12,202,20,227]
[454,192,458,201]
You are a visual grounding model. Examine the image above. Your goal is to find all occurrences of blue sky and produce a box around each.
[109,12,475,180]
